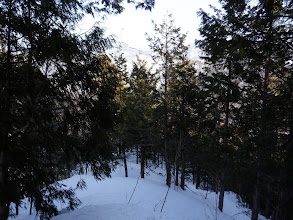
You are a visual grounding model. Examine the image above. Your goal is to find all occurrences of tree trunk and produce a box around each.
[219,187,225,212]
[0,7,12,219]
[252,20,273,220]
[252,184,259,220]
[180,129,185,190]
[252,150,262,220]
[180,154,185,190]
[218,172,225,212]
[164,104,171,187]
[175,161,179,186]
[219,101,228,211]
[204,175,208,190]
[30,198,33,215]
[218,60,230,212]
[141,142,145,178]
[274,166,293,220]
[196,169,201,189]
[0,152,9,220]
[163,29,171,187]
[264,198,270,219]
[118,145,122,156]
[123,144,128,178]
[157,151,160,166]
[16,203,19,216]
[174,138,180,187]
[252,42,271,220]
[136,145,139,164]
[272,120,293,220]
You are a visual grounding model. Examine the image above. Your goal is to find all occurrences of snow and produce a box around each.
[10,154,266,220]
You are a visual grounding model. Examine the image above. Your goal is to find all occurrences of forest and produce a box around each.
[0,0,292,220]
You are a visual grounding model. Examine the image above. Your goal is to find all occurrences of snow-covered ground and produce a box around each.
[10,154,266,220]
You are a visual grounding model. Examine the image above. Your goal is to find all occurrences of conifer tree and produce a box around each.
[196,1,245,210]
[147,14,189,187]
[126,57,158,178]
[196,0,292,218]
[169,56,198,189]
[112,52,129,177]
[0,0,155,219]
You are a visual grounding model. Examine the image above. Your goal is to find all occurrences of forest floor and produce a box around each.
[10,153,266,220]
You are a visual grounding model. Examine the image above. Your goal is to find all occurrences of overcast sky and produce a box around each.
[78,0,221,53]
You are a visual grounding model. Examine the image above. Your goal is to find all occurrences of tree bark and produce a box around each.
[252,148,263,220]
[218,58,231,212]
[252,183,260,220]
[218,98,229,211]
[157,151,160,166]
[218,171,225,212]
[272,119,293,220]
[0,6,12,219]
[180,124,185,190]
[180,152,185,190]
[196,169,201,189]
[164,102,171,186]
[136,145,139,164]
[0,152,9,220]
[163,28,171,187]
[16,203,19,216]
[264,197,270,219]
[175,161,179,186]
[164,71,171,187]
[219,185,225,212]
[30,198,33,215]
[252,39,271,220]
[123,144,128,178]
[141,141,145,178]
[174,137,181,187]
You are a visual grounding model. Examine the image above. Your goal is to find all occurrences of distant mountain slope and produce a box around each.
[108,41,204,73]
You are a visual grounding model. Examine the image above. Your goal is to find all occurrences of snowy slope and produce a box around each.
[10,154,266,220]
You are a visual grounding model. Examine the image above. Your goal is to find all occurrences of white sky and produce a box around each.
[78,0,221,54]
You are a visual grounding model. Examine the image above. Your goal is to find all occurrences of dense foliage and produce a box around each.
[1,0,292,220]
[0,0,154,219]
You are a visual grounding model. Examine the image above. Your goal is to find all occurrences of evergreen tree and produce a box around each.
[169,56,198,189]
[112,52,129,177]
[196,0,292,218]
[147,14,189,187]
[196,1,245,210]
[0,0,155,219]
[125,57,158,178]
